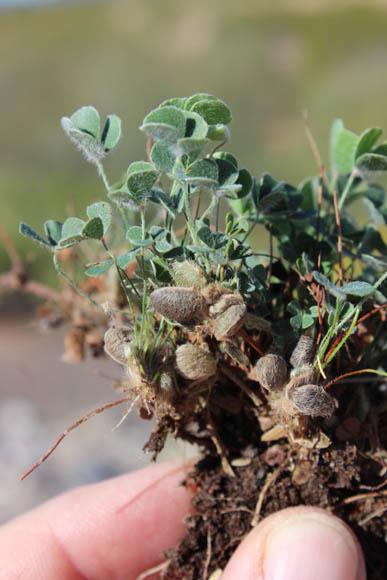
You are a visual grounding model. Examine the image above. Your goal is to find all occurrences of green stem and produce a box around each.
[139,206,149,350]
[96,160,129,230]
[96,160,111,191]
[338,169,358,212]
[322,307,360,368]
[101,239,139,343]
[200,195,217,223]
[182,183,200,245]
[315,298,342,366]
[373,269,387,291]
[53,254,100,308]
[215,197,220,232]
[209,139,227,157]
[241,219,258,245]
[317,270,387,370]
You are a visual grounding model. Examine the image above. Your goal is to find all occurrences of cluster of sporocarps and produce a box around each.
[104,260,335,419]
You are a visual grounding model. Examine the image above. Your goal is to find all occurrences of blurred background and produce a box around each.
[1,0,387,522]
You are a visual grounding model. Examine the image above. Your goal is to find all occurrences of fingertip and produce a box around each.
[222,506,366,580]
[0,460,193,579]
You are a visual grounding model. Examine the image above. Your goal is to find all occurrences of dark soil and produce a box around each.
[163,443,386,579]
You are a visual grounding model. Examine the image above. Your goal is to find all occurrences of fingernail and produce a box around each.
[263,512,363,580]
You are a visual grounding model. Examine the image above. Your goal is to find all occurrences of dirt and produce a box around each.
[162,443,386,579]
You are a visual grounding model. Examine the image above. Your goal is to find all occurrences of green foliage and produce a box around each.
[20,96,387,380]
[61,105,121,164]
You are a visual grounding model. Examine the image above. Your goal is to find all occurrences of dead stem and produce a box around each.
[219,364,262,408]
[303,110,324,172]
[203,527,212,580]
[204,398,235,478]
[358,504,387,527]
[251,467,281,526]
[303,111,327,243]
[324,302,387,363]
[0,222,22,266]
[316,354,327,380]
[267,223,273,286]
[360,480,387,491]
[20,396,132,480]
[325,369,387,390]
[236,329,265,356]
[342,490,387,505]
[333,189,343,286]
[136,560,170,580]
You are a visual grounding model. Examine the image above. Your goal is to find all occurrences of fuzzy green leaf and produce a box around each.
[58,217,86,247]
[360,253,387,271]
[184,111,208,139]
[154,240,172,253]
[215,158,239,187]
[150,225,166,240]
[373,141,387,156]
[126,225,151,246]
[176,137,209,157]
[149,188,178,218]
[160,97,187,109]
[313,271,347,301]
[184,93,217,111]
[117,248,141,268]
[150,142,176,173]
[185,158,218,188]
[108,190,140,211]
[214,151,238,168]
[206,124,231,141]
[85,259,114,277]
[44,220,63,245]
[61,217,85,238]
[236,168,253,198]
[356,153,387,174]
[197,226,215,248]
[19,222,50,246]
[258,191,286,214]
[87,201,112,234]
[140,106,186,144]
[70,106,101,138]
[340,281,375,297]
[101,114,121,151]
[354,127,382,160]
[330,119,358,174]
[82,216,104,239]
[126,161,159,199]
[61,118,106,164]
[191,99,232,125]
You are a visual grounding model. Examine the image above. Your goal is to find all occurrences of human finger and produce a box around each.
[222,505,366,580]
[0,460,192,580]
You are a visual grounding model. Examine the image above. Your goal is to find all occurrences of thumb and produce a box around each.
[222,506,366,580]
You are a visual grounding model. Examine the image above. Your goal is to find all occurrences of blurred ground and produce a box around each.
[0,314,196,522]
[1,0,387,522]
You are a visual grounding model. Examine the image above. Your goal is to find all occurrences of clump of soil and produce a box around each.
[163,444,386,579]
[137,324,387,579]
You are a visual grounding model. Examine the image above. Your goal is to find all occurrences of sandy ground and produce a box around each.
[0,316,195,523]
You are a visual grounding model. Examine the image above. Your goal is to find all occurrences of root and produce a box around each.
[136,560,170,580]
[251,467,281,527]
[202,527,212,580]
[20,396,132,480]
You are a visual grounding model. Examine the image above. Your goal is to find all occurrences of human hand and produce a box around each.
[0,461,366,579]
